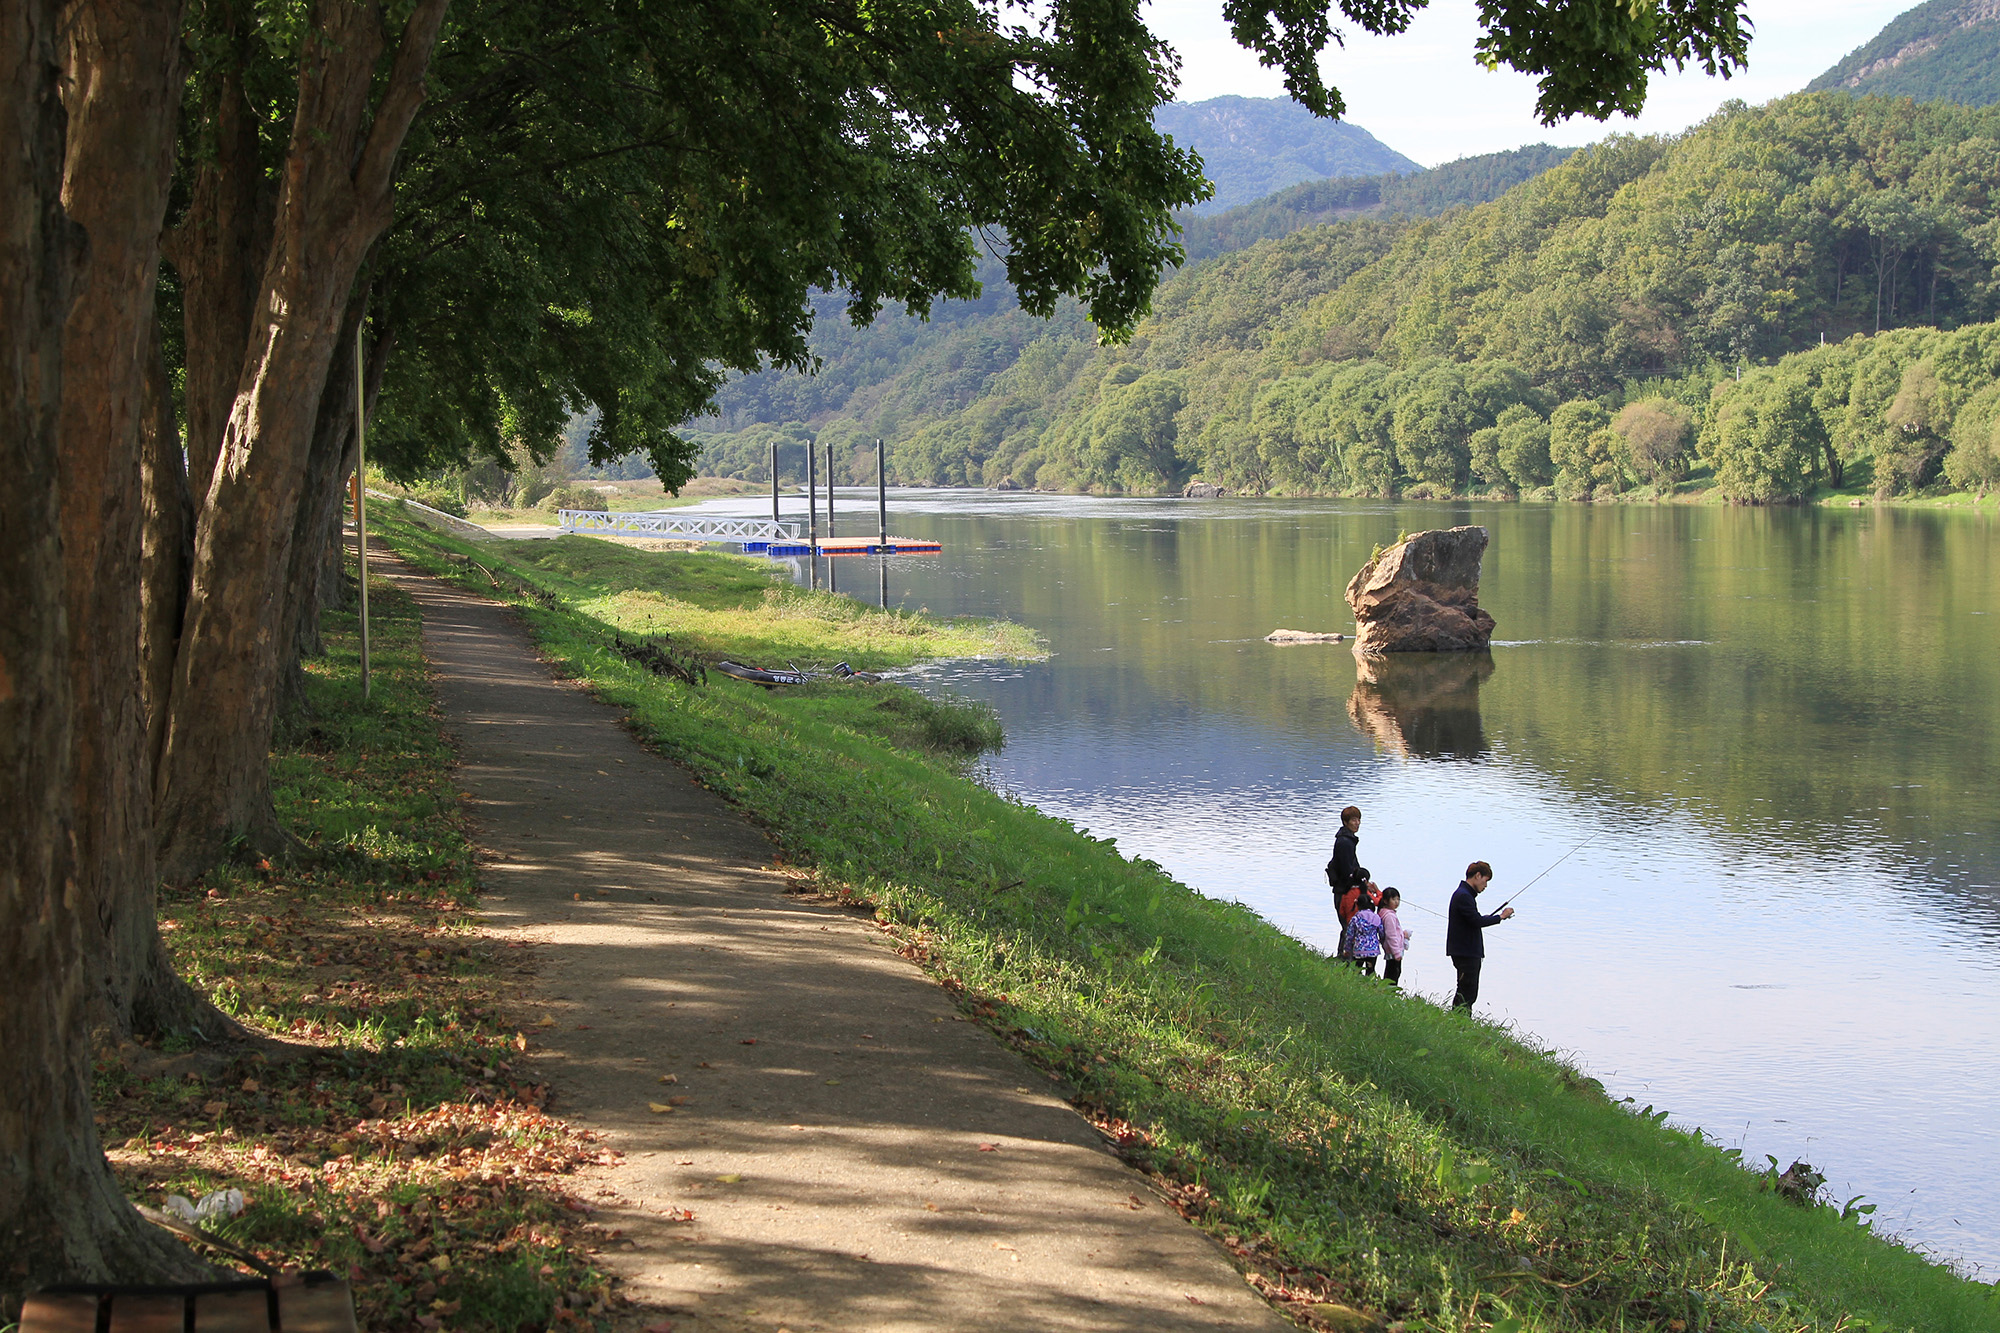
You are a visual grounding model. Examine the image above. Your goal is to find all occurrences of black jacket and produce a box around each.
[1445,881,1506,958]
[1326,828,1365,891]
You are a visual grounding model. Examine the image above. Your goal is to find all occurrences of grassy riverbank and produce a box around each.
[381,512,1998,1333]
[100,571,621,1330]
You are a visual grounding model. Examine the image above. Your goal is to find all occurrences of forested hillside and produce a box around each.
[1808,0,2000,106]
[699,145,1576,466]
[695,95,2000,504]
[1178,143,1577,262]
[1153,95,1419,212]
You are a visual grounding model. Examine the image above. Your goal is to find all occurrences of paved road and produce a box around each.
[379,557,1288,1333]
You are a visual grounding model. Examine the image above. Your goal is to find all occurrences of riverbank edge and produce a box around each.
[376,510,1999,1333]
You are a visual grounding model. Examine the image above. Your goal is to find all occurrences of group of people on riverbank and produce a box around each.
[1326,805,1514,1010]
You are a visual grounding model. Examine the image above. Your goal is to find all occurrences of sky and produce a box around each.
[1142,0,1922,167]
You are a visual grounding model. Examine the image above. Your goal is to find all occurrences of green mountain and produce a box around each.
[695,94,2000,504]
[1155,95,1420,212]
[1178,144,1576,262]
[1808,0,2000,106]
[698,144,1576,456]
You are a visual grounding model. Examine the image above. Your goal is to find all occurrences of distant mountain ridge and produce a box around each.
[697,141,1573,441]
[1178,144,1576,262]
[1154,96,1421,212]
[1808,0,2000,105]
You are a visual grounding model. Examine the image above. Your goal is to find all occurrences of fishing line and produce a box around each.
[1497,830,1601,911]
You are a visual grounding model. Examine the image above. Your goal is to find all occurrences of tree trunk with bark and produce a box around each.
[154,0,450,885]
[1,0,206,1290]
[162,34,273,512]
[284,298,392,701]
[57,0,218,1040]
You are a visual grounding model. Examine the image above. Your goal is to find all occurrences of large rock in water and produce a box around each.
[1344,526,1495,654]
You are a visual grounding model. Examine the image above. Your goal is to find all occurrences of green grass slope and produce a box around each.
[381,511,2000,1333]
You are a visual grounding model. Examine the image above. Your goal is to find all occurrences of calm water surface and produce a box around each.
[694,490,2000,1274]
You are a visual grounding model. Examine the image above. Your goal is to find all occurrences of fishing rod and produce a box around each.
[1496,830,1601,911]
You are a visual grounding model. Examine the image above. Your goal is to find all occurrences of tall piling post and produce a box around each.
[807,438,818,589]
[771,440,779,523]
[825,440,835,538]
[876,438,887,546]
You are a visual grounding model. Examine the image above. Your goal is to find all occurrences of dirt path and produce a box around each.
[379,559,1288,1333]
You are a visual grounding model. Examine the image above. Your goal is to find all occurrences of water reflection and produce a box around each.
[1348,651,1495,759]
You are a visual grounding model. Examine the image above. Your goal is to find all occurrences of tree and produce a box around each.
[1389,362,1475,493]
[1611,399,1695,484]
[1495,404,1552,489]
[1879,359,1950,489]
[1701,370,1821,502]
[1549,400,1614,498]
[2,0,204,1283]
[1225,0,1750,124]
[1943,381,2000,491]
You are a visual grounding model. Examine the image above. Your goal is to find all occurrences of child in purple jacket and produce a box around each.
[1347,897,1384,976]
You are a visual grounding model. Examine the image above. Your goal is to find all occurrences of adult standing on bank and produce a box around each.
[1327,806,1375,919]
[1445,861,1512,1011]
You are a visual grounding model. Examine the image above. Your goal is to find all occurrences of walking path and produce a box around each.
[379,559,1287,1333]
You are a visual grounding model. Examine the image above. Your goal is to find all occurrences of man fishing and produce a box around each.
[1445,860,1513,1011]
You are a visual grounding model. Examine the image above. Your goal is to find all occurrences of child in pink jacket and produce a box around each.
[1378,888,1411,986]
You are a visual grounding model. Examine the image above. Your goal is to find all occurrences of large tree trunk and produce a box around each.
[141,321,190,783]
[285,299,393,702]
[0,0,205,1289]
[161,30,273,511]
[57,0,218,1040]
[154,0,450,885]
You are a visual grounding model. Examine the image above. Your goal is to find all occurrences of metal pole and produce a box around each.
[355,317,370,701]
[879,559,887,609]
[806,439,818,589]
[824,440,834,538]
[876,438,887,545]
[771,440,779,523]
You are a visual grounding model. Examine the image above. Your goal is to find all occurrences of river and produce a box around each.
[688,488,2000,1277]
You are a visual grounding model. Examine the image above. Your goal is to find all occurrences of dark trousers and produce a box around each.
[1354,955,1377,977]
[1451,956,1482,1010]
[1383,955,1403,986]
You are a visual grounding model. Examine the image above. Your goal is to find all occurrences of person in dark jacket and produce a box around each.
[1445,860,1512,1011]
[1326,806,1376,957]
[1326,806,1372,904]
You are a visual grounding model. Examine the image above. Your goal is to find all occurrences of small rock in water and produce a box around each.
[1182,481,1227,498]
[1264,629,1345,643]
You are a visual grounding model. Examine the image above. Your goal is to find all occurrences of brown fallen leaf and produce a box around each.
[641,1323,674,1333]
[977,1143,998,1152]
[658,1074,678,1084]
[924,1202,939,1212]
[535,1015,557,1027]
[714,1174,742,1184]
[202,1101,227,1116]
[514,1033,528,1052]
[240,1078,260,1093]
[648,1103,674,1114]
[739,1038,758,1046]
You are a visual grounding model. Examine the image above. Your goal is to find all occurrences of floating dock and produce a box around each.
[742,537,940,556]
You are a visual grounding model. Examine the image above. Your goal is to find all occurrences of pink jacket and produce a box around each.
[1379,906,1409,960]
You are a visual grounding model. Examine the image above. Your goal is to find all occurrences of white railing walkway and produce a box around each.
[556,509,804,542]
[367,488,493,540]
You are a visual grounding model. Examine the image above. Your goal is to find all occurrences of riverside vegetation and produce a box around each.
[689,94,2000,506]
[377,511,1999,1333]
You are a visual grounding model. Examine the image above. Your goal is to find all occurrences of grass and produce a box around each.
[100,571,623,1332]
[375,512,2000,1332]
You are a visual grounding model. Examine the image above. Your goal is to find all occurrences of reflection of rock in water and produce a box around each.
[1347,651,1495,758]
